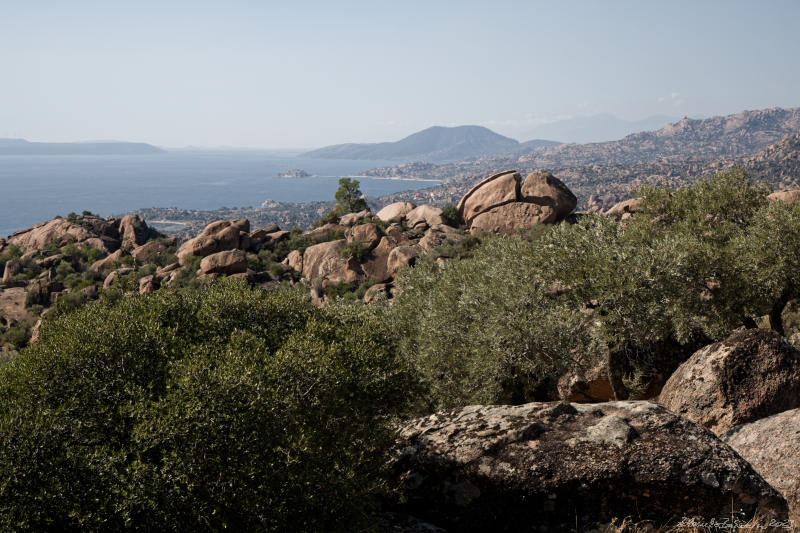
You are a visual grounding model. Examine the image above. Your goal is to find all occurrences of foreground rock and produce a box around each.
[723,408,800,524]
[658,328,800,434]
[391,401,788,531]
[457,170,576,234]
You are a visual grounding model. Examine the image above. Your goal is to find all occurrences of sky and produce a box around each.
[1,0,798,149]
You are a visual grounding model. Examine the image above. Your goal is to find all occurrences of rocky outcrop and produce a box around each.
[723,408,800,524]
[457,170,576,234]
[90,249,125,274]
[198,250,248,276]
[8,218,98,252]
[103,268,134,289]
[406,206,444,230]
[469,203,559,235]
[417,225,462,254]
[658,329,800,434]
[24,278,63,306]
[118,215,150,247]
[360,237,394,282]
[391,401,788,532]
[605,197,643,216]
[138,275,159,295]
[339,209,371,226]
[557,363,615,403]
[2,260,21,283]
[249,229,289,251]
[387,246,419,276]
[768,189,800,203]
[176,220,250,264]
[303,223,346,239]
[363,282,392,303]
[458,170,519,224]
[376,202,417,223]
[301,240,362,285]
[283,250,303,273]
[345,223,381,249]
[130,240,166,262]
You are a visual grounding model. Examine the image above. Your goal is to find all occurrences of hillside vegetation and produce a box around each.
[3,170,800,527]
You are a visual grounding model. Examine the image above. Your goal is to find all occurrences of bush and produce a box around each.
[440,204,461,227]
[0,279,414,531]
[389,171,776,408]
[390,234,599,410]
[341,241,370,262]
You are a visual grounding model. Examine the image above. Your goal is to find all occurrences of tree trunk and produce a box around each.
[607,349,629,401]
[768,290,790,337]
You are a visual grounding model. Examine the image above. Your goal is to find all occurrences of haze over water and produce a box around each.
[0,152,437,237]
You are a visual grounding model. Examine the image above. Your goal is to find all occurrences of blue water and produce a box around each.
[0,152,437,237]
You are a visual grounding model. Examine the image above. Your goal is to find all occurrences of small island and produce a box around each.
[276,169,310,178]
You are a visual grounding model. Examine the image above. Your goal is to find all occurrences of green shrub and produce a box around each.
[0,279,414,531]
[85,247,106,265]
[440,204,461,227]
[341,241,370,262]
[389,171,776,408]
[54,260,76,279]
[390,234,599,410]
[325,281,358,301]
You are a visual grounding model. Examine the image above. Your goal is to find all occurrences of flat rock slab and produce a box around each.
[391,401,788,532]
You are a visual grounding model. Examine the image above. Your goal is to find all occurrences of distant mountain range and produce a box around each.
[302,125,560,162]
[132,106,800,232]
[521,107,800,168]
[0,138,165,155]
[369,107,800,213]
[519,114,680,144]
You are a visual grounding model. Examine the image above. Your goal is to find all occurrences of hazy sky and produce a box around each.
[1,1,798,148]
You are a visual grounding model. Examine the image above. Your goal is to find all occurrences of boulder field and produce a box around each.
[6,177,800,530]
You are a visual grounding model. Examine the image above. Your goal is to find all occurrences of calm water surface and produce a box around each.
[0,152,437,237]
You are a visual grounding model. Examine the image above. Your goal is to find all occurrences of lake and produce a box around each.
[0,152,437,237]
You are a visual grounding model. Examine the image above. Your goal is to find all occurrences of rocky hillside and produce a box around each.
[130,108,800,230]
[377,132,800,213]
[525,107,800,167]
[302,125,536,162]
[4,171,800,529]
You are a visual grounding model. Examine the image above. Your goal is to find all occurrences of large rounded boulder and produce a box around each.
[301,239,363,285]
[376,202,417,223]
[405,205,444,230]
[391,401,787,531]
[177,219,250,264]
[198,249,248,276]
[457,170,576,234]
[723,408,800,524]
[658,328,800,434]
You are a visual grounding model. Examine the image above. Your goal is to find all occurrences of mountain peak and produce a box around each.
[302,125,529,162]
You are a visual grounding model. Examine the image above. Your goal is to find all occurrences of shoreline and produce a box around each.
[278,174,441,182]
